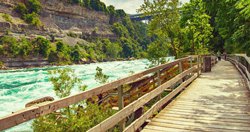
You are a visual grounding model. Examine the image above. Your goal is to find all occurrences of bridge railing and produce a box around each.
[88,55,215,132]
[0,55,214,131]
[227,54,250,89]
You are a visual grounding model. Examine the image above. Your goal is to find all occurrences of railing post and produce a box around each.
[157,70,161,86]
[157,70,162,99]
[118,85,125,131]
[190,57,193,68]
[197,56,200,76]
[189,57,193,75]
[179,61,183,83]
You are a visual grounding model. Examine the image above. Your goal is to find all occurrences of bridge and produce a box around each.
[130,14,152,21]
[0,54,250,131]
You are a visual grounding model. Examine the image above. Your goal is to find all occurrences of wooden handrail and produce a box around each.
[0,57,191,131]
[227,54,250,89]
[88,67,197,132]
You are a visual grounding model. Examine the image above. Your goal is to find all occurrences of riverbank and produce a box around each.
[0,57,137,70]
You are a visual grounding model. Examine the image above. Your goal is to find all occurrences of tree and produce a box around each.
[139,0,182,58]
[181,0,213,54]
[146,38,169,67]
[70,45,82,63]
[119,37,135,58]
[112,23,130,38]
[95,66,109,84]
[203,0,250,55]
[48,68,82,98]
[106,42,122,59]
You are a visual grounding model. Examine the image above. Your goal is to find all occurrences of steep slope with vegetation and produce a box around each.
[0,0,151,68]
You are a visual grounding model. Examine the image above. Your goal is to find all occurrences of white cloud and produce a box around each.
[101,0,190,14]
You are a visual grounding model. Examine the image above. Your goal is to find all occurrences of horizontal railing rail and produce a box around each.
[227,54,250,89]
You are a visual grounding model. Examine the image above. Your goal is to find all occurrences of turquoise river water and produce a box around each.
[0,58,173,131]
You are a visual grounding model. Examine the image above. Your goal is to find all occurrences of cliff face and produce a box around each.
[0,0,115,39]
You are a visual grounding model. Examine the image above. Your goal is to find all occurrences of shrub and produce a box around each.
[0,36,19,57]
[70,45,82,63]
[19,38,32,57]
[95,66,109,83]
[2,14,12,23]
[0,61,4,69]
[24,12,42,27]
[27,0,42,14]
[32,37,51,57]
[15,0,42,27]
[15,3,28,17]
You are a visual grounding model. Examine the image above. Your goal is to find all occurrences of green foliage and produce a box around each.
[70,45,82,63]
[48,68,82,98]
[95,66,109,84]
[146,38,168,67]
[0,61,4,69]
[48,41,71,64]
[139,0,182,58]
[27,0,42,14]
[15,0,42,27]
[2,13,12,23]
[0,36,19,57]
[181,0,213,54]
[105,41,122,59]
[203,0,250,55]
[19,37,32,57]
[119,37,136,58]
[15,3,28,17]
[112,23,130,38]
[70,0,83,4]
[33,37,51,57]
[33,68,115,131]
[24,12,42,27]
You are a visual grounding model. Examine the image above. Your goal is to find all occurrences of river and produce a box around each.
[0,58,174,131]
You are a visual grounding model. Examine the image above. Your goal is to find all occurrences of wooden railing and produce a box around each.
[0,55,214,131]
[227,54,250,89]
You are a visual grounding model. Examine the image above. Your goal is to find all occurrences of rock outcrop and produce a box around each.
[0,0,116,39]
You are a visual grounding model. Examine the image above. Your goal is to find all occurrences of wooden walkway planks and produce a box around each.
[143,60,250,132]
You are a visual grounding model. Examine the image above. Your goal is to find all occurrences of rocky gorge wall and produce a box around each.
[0,0,115,39]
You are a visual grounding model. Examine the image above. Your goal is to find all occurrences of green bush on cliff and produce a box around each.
[32,37,51,57]
[48,42,71,64]
[27,0,42,14]
[24,12,42,27]
[70,45,82,63]
[15,0,42,27]
[19,37,33,57]
[2,13,12,23]
[15,3,28,17]
[0,36,19,57]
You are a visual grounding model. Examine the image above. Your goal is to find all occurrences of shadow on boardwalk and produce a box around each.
[143,60,250,132]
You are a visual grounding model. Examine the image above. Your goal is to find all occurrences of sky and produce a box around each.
[100,0,190,14]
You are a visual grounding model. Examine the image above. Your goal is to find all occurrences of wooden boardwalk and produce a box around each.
[143,60,250,132]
